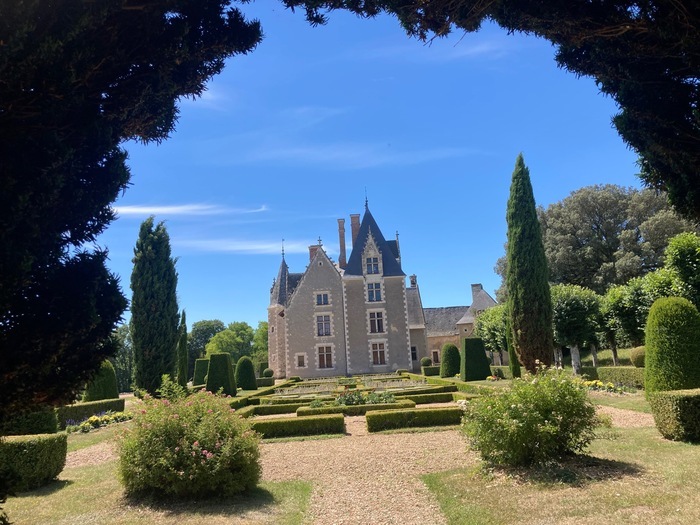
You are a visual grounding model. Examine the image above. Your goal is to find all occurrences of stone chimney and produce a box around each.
[337,218,347,269]
[350,214,361,248]
[309,245,319,263]
[471,283,483,299]
[410,274,417,288]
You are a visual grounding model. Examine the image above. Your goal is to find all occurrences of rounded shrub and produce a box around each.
[629,346,646,368]
[262,368,274,378]
[118,390,261,498]
[440,343,461,378]
[235,356,258,391]
[461,367,601,466]
[83,360,119,401]
[0,433,67,491]
[420,357,432,367]
[205,353,236,396]
[645,297,700,395]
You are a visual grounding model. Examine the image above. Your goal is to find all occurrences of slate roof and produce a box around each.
[406,287,425,328]
[386,240,399,260]
[456,287,498,325]
[270,256,303,307]
[344,207,405,277]
[423,306,469,336]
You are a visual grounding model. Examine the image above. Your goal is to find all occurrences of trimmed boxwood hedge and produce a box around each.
[0,406,59,436]
[82,360,119,401]
[55,398,125,429]
[250,413,345,438]
[580,366,599,380]
[256,377,275,387]
[395,392,455,404]
[403,373,493,395]
[648,389,700,442]
[206,353,236,396]
[597,367,645,389]
[0,433,67,491]
[366,407,464,432]
[390,384,457,396]
[422,365,441,376]
[461,338,492,382]
[452,392,481,401]
[193,358,210,386]
[296,400,416,417]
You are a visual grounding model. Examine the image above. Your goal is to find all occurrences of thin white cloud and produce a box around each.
[175,239,309,255]
[352,38,512,63]
[241,143,478,169]
[179,83,234,112]
[114,204,268,217]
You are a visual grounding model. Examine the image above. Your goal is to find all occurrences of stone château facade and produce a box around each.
[267,205,496,379]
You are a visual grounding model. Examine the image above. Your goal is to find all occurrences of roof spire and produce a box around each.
[281,238,285,260]
[364,187,368,210]
[317,236,323,246]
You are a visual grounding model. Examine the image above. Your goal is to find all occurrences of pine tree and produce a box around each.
[177,311,188,388]
[130,217,179,395]
[505,154,554,373]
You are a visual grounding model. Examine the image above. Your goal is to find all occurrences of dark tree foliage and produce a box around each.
[505,154,554,372]
[0,1,261,420]
[284,0,700,219]
[177,311,188,388]
[131,218,179,395]
[188,320,226,375]
[112,324,134,393]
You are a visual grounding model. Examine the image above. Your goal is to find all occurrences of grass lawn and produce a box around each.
[5,421,311,525]
[589,391,651,413]
[424,426,700,525]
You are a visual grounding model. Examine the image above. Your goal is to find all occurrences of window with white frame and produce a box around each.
[316,292,329,306]
[316,314,331,336]
[366,256,379,274]
[318,346,333,369]
[367,282,382,302]
[372,342,386,365]
[369,311,384,333]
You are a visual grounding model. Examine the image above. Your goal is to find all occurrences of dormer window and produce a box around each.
[366,257,379,274]
[316,293,329,305]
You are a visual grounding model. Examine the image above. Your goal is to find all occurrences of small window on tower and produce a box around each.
[366,257,379,274]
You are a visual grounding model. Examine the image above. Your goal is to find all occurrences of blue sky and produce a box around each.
[98,4,641,329]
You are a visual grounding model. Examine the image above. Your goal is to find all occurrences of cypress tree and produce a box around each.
[176,311,188,388]
[505,315,521,378]
[505,154,554,373]
[130,217,179,395]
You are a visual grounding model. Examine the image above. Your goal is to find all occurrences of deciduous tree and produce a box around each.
[188,319,226,375]
[131,217,179,395]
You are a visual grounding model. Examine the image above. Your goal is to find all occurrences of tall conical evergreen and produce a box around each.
[130,217,179,394]
[505,154,554,373]
[177,311,188,387]
[505,315,521,378]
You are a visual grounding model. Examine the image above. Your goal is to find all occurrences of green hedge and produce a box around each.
[256,361,269,378]
[422,365,441,376]
[0,433,67,491]
[55,398,125,429]
[396,392,455,404]
[490,366,512,379]
[258,395,334,405]
[580,366,599,380]
[390,384,457,396]
[296,400,416,417]
[452,392,481,402]
[597,366,645,389]
[366,407,464,432]
[250,414,345,438]
[648,389,700,442]
[193,358,210,386]
[234,406,256,418]
[462,338,492,382]
[0,407,59,436]
[82,360,119,401]
[206,353,236,396]
[403,373,492,394]
[256,377,275,388]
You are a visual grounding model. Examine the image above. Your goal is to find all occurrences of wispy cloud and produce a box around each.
[240,143,477,169]
[175,238,309,255]
[179,83,234,112]
[114,204,268,217]
[351,38,513,64]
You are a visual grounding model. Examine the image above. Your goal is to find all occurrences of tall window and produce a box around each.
[369,311,384,333]
[372,343,386,365]
[366,257,379,274]
[367,282,382,302]
[411,346,417,361]
[318,346,333,369]
[316,293,329,305]
[317,315,331,336]
[297,354,306,368]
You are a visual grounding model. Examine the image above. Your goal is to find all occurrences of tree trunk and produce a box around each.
[610,342,620,366]
[590,343,599,369]
[554,346,564,369]
[570,344,582,375]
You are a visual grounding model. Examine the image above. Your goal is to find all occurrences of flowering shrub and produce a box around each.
[65,411,132,433]
[461,367,602,466]
[118,390,260,498]
[580,379,626,394]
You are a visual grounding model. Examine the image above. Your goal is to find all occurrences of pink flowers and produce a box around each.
[193,441,199,447]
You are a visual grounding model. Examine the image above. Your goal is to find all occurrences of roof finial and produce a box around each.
[318,236,323,246]
[281,238,285,260]
[364,187,368,210]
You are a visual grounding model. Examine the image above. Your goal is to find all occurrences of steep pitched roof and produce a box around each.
[344,207,405,277]
[269,256,303,307]
[406,287,425,328]
[423,306,469,336]
[456,286,498,325]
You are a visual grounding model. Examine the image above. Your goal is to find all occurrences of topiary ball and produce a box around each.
[630,346,646,368]
[645,297,700,396]
[420,357,432,367]
[235,356,258,391]
[262,368,274,378]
